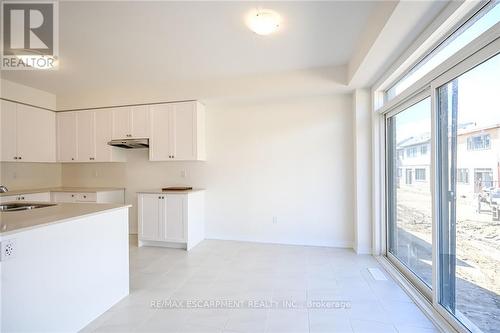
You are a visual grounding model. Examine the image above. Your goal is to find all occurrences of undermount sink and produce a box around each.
[0,203,56,212]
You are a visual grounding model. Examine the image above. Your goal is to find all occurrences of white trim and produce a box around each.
[376,256,459,333]
[376,16,500,113]
[374,1,468,91]
[372,7,500,332]
[374,0,485,97]
[429,36,500,333]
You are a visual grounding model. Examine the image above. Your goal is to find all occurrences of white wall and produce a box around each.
[62,94,354,247]
[352,89,372,254]
[0,79,56,110]
[0,162,62,190]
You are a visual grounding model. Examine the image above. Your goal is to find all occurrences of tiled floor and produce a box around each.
[81,238,439,333]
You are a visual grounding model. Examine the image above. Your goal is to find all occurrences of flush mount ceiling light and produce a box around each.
[246,9,282,36]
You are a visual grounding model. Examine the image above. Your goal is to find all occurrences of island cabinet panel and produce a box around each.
[0,207,129,332]
[1,101,56,162]
[138,190,204,250]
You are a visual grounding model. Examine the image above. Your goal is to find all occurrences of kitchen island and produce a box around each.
[0,202,130,332]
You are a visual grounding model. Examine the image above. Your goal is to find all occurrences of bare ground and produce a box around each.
[394,185,500,333]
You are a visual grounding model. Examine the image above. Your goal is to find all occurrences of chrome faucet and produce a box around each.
[0,185,8,193]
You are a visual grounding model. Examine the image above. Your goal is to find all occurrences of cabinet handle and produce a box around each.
[71,194,75,197]
[158,196,161,199]
[89,157,94,160]
[13,156,17,160]
[18,156,22,160]
[71,158,75,161]
[83,195,87,199]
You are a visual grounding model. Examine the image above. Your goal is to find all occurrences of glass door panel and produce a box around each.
[387,97,433,288]
[438,52,500,333]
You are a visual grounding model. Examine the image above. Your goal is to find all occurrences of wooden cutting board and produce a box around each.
[161,187,193,191]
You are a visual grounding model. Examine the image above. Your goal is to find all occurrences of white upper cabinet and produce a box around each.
[95,109,125,162]
[131,106,150,138]
[149,101,206,161]
[1,100,18,162]
[57,110,125,163]
[112,106,150,139]
[77,111,95,161]
[111,107,130,139]
[1,101,56,162]
[149,103,172,161]
[17,105,56,162]
[57,112,78,162]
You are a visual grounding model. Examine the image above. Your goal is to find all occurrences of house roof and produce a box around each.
[397,134,430,149]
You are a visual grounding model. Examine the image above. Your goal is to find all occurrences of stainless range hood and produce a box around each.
[107,138,149,149]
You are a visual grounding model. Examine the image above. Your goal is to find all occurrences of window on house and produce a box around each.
[420,145,428,155]
[415,168,426,181]
[467,134,491,150]
[397,150,405,160]
[406,147,417,157]
[457,168,469,184]
[386,1,500,101]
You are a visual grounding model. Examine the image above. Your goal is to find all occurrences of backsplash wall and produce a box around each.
[61,150,206,234]
[0,162,62,190]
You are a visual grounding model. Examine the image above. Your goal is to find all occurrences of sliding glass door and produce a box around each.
[387,97,433,293]
[437,52,500,333]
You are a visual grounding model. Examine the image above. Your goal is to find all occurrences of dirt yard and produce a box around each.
[394,185,500,333]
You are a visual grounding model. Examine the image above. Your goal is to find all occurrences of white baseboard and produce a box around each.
[205,235,353,249]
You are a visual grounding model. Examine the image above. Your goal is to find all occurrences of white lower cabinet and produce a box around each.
[0,192,51,203]
[138,191,204,250]
[51,190,124,203]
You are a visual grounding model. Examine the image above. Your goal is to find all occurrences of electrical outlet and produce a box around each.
[1,239,16,261]
[180,170,187,178]
[272,216,278,224]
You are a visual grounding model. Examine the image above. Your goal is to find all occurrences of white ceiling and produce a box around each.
[2,1,384,109]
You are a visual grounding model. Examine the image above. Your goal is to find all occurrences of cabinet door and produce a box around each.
[171,102,196,160]
[17,105,56,162]
[138,194,160,241]
[131,105,150,138]
[75,192,97,202]
[0,100,17,162]
[51,192,77,203]
[22,192,51,202]
[77,111,95,162]
[149,104,172,161]
[0,195,18,203]
[112,107,131,139]
[57,112,78,162]
[95,110,113,161]
[162,195,185,242]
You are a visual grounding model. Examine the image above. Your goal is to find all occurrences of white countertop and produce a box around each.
[137,188,205,194]
[0,202,131,236]
[0,187,125,197]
